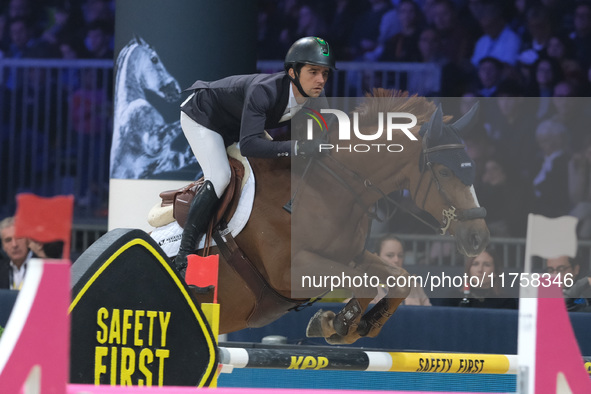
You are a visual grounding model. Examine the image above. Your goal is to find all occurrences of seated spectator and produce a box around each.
[528,57,563,120]
[551,80,591,151]
[569,1,591,69]
[0,216,30,290]
[546,33,581,80]
[409,27,453,95]
[477,155,531,237]
[476,56,504,96]
[470,0,521,67]
[568,136,591,239]
[381,0,422,62]
[417,27,441,63]
[531,118,571,217]
[84,20,113,59]
[545,254,589,312]
[6,17,56,58]
[6,0,47,37]
[564,274,591,312]
[432,0,473,65]
[517,4,554,67]
[433,245,518,309]
[485,79,539,180]
[376,234,431,306]
[42,3,85,52]
[463,125,496,189]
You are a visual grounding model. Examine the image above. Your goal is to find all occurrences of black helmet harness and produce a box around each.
[284,37,336,98]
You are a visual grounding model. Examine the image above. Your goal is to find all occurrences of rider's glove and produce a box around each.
[296,139,323,157]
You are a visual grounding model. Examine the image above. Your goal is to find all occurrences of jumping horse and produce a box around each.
[161,90,489,345]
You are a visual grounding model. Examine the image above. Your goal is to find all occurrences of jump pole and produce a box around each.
[218,344,591,376]
[219,344,519,375]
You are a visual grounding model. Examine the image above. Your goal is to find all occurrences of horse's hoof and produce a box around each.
[306,309,335,337]
[356,320,370,337]
[306,309,325,337]
[324,333,354,345]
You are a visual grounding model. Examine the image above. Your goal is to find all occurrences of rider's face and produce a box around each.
[290,64,329,99]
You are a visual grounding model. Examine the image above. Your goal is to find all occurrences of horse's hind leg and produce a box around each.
[322,275,410,343]
[356,297,405,338]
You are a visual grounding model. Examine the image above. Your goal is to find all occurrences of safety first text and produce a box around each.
[94,307,171,386]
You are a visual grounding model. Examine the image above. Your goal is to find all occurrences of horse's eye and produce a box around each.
[151,56,159,64]
[439,168,451,177]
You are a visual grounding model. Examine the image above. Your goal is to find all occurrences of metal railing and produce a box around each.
[257,60,442,98]
[384,233,591,273]
[0,58,113,220]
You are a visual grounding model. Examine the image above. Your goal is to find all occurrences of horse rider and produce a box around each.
[175,36,336,276]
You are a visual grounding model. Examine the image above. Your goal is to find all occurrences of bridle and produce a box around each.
[412,136,487,234]
[312,136,486,235]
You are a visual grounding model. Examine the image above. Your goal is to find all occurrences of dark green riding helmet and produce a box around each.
[284,36,336,71]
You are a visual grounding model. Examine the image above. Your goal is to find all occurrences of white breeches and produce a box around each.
[180,112,231,199]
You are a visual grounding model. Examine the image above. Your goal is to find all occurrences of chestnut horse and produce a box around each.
[182,90,489,344]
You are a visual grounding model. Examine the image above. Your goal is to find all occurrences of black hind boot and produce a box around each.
[174,180,219,278]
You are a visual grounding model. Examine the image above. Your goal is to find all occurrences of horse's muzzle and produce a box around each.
[455,222,490,257]
[161,81,181,102]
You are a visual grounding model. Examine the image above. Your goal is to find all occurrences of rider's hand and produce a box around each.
[296,139,323,157]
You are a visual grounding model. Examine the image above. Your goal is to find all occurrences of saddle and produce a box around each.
[158,157,245,230]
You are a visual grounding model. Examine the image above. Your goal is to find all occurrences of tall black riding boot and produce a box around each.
[174,180,219,278]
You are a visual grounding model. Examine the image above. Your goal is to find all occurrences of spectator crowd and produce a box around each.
[258,0,591,240]
[0,0,114,60]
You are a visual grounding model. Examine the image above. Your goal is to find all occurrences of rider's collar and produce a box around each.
[288,83,307,110]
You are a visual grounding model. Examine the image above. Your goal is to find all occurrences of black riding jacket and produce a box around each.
[181,71,327,158]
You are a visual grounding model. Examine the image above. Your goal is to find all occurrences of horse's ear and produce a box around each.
[452,101,480,136]
[133,34,144,45]
[425,104,444,144]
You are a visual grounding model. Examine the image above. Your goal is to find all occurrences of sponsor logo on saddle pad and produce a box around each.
[69,228,218,387]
